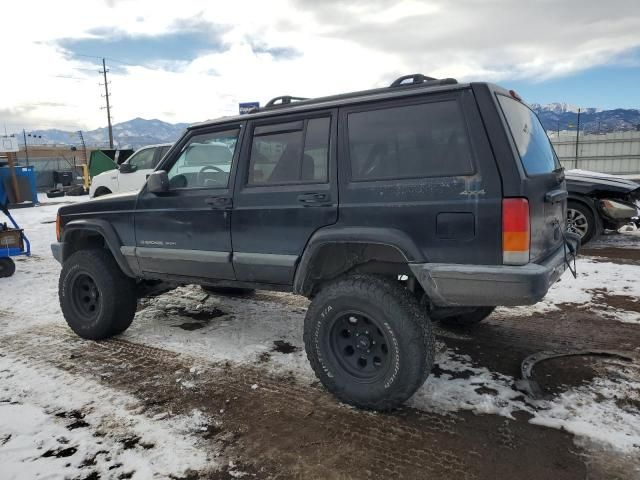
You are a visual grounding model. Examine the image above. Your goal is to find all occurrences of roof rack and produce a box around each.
[265,96,309,108]
[390,73,457,88]
[250,74,458,115]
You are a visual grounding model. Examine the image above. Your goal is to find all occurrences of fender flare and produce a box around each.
[293,226,423,295]
[61,219,136,278]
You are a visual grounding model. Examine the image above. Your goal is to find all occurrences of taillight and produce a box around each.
[503,198,530,265]
[56,213,61,242]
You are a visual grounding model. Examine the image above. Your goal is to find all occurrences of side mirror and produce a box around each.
[119,163,136,174]
[147,170,170,194]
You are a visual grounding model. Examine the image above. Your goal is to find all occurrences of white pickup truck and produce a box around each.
[89,143,172,197]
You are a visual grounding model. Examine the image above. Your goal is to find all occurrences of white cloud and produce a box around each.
[1,0,639,130]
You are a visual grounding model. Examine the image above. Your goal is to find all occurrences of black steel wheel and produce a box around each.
[69,273,101,321]
[304,274,434,411]
[0,258,16,278]
[328,312,392,382]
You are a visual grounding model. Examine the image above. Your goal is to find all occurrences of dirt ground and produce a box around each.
[2,231,640,479]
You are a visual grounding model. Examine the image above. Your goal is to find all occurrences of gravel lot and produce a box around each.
[1,196,639,479]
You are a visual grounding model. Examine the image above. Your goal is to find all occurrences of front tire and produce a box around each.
[0,258,16,277]
[59,249,137,340]
[93,187,112,198]
[303,274,434,411]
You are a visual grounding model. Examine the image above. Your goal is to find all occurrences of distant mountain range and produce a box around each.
[27,118,190,149]
[20,104,640,149]
[530,104,640,133]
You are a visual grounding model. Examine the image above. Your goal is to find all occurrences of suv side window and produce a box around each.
[167,129,239,189]
[348,100,473,181]
[128,148,155,170]
[248,117,330,185]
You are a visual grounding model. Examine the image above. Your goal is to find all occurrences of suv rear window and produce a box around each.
[348,100,473,181]
[497,95,559,175]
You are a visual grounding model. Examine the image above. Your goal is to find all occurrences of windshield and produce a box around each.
[497,95,559,175]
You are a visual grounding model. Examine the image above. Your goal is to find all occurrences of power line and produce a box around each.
[99,58,114,149]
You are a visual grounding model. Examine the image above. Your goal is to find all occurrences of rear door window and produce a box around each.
[248,117,330,185]
[497,95,559,175]
[347,100,474,181]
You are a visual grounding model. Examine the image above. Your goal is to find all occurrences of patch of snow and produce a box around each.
[0,355,214,479]
[496,257,640,322]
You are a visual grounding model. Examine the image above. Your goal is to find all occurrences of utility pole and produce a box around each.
[100,58,114,149]
[556,121,560,138]
[574,108,581,167]
[22,129,29,166]
[77,131,87,165]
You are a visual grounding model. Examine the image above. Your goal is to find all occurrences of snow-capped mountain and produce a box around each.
[29,118,190,149]
[530,104,640,133]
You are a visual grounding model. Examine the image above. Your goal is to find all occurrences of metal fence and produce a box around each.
[550,131,640,174]
[14,151,85,191]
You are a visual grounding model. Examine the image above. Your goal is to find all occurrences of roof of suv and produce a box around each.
[190,75,473,130]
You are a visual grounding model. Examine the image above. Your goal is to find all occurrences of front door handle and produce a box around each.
[297,192,330,206]
[205,196,232,209]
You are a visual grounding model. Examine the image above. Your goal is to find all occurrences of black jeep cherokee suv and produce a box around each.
[52,74,580,410]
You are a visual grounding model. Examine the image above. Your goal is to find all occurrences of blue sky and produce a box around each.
[509,62,640,109]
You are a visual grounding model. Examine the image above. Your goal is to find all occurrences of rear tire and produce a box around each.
[439,306,495,327]
[303,274,434,411]
[0,258,16,277]
[201,285,254,296]
[59,249,137,340]
[567,200,596,244]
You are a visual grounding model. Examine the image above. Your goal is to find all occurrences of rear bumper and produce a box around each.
[409,234,580,307]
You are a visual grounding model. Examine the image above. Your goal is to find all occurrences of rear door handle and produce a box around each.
[297,192,330,206]
[205,196,232,209]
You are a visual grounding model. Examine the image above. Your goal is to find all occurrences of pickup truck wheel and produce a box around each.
[439,306,495,327]
[303,274,434,411]
[567,201,596,244]
[59,249,137,340]
[0,258,16,277]
[93,187,112,198]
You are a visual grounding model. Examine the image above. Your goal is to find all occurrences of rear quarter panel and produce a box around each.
[337,88,503,265]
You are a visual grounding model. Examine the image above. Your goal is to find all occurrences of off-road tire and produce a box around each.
[567,200,597,244]
[439,306,495,327]
[59,249,137,340]
[0,258,16,277]
[303,274,434,411]
[201,285,255,296]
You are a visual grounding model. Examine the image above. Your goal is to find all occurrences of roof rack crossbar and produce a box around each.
[389,73,457,88]
[265,96,309,108]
